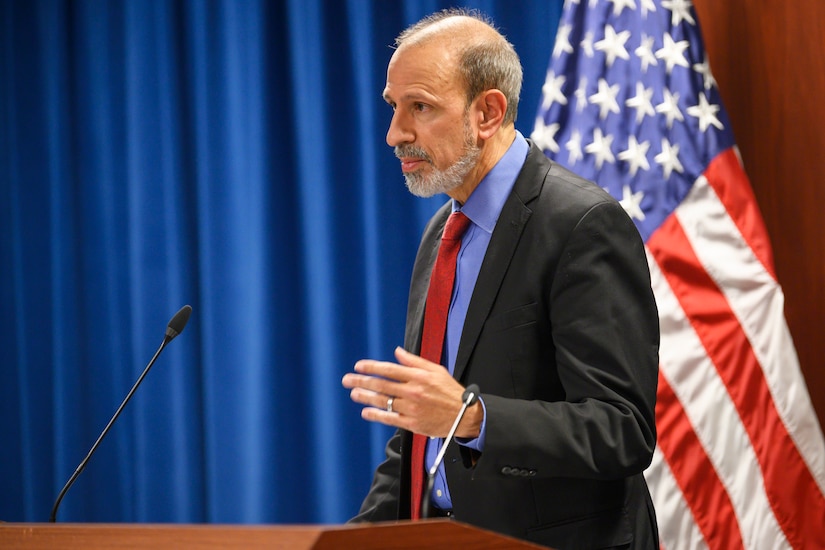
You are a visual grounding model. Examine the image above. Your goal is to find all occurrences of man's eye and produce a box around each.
[414,103,429,112]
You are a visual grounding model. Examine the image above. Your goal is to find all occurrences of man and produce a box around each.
[342,8,659,549]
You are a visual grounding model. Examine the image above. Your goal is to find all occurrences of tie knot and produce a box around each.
[442,211,471,241]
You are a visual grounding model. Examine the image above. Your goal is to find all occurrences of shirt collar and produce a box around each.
[452,131,529,233]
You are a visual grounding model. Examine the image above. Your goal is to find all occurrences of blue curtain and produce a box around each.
[0,0,561,524]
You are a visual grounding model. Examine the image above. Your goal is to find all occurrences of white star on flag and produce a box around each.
[693,55,717,90]
[566,129,584,165]
[687,93,724,132]
[618,135,651,176]
[654,137,683,178]
[553,24,574,58]
[595,25,631,67]
[655,33,690,74]
[540,71,567,111]
[589,78,621,120]
[662,0,696,26]
[531,118,561,153]
[608,0,637,17]
[619,184,646,220]
[655,88,684,128]
[574,77,589,112]
[584,127,615,168]
[626,82,655,124]
[635,34,658,73]
[580,31,595,58]
[640,0,656,17]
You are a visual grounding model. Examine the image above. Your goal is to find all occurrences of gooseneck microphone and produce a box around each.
[49,305,193,522]
[420,383,480,520]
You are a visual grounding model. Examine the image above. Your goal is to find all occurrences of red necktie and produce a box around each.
[410,211,471,520]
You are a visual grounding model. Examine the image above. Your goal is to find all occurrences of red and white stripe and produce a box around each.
[644,148,825,549]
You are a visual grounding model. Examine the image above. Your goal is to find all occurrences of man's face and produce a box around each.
[382,41,480,198]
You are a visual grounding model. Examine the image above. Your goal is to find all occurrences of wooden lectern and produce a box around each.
[0,520,546,549]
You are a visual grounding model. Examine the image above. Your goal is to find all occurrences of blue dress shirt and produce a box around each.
[426,131,530,510]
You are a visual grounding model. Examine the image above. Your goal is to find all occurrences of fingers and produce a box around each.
[341,371,416,432]
[394,346,435,369]
[360,400,414,432]
[341,347,466,436]
[341,369,398,396]
[342,347,444,406]
[351,347,441,381]
[345,381,396,413]
[341,353,409,426]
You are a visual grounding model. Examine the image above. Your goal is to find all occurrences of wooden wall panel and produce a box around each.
[692,0,825,429]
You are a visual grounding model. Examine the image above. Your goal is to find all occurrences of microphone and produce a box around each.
[420,383,480,520]
[49,304,193,522]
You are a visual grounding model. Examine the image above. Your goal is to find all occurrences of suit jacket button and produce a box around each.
[501,466,512,476]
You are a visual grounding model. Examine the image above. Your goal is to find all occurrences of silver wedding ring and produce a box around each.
[386,396,395,413]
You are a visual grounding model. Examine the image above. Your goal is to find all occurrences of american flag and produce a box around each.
[533,1,825,548]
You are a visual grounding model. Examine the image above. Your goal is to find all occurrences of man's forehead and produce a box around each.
[384,42,458,97]
[391,38,455,71]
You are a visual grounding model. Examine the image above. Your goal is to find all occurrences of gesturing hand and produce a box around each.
[342,346,482,439]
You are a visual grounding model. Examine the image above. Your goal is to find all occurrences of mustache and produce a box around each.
[395,145,432,163]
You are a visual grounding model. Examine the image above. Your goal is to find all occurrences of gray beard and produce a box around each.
[397,123,480,198]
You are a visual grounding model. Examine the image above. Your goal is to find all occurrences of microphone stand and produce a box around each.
[49,305,192,522]
[420,384,480,520]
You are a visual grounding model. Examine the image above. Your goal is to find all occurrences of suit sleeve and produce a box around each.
[468,199,659,481]
[348,428,404,522]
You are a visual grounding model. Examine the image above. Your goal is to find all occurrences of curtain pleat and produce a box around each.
[0,0,561,523]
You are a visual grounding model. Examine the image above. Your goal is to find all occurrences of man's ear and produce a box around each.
[475,89,507,139]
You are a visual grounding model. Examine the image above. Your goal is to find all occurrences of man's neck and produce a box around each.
[448,126,517,204]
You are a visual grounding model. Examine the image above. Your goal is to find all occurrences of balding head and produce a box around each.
[393,9,523,125]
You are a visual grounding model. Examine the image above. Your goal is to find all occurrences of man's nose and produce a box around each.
[386,111,413,147]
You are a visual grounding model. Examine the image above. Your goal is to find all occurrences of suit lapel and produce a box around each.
[453,144,551,382]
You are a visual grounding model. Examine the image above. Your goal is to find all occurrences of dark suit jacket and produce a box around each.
[352,142,660,549]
